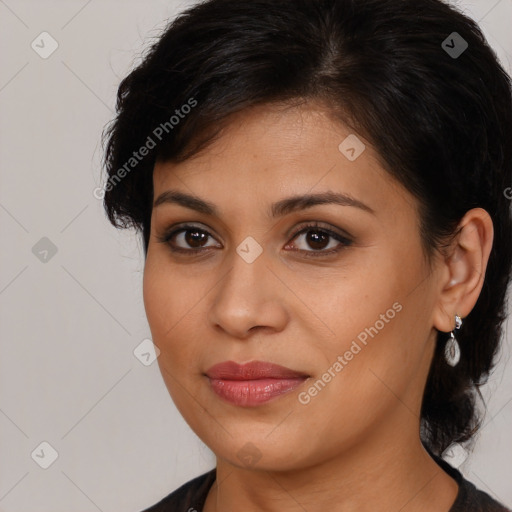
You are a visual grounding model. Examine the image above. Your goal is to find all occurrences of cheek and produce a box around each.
[314,247,426,382]
[143,248,189,332]
[142,257,196,407]
[142,258,168,333]
[142,252,185,353]
[142,252,204,373]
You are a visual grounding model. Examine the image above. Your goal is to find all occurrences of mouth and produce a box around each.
[205,360,309,407]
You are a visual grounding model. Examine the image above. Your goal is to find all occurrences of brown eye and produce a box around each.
[303,230,331,250]
[285,223,353,258]
[183,228,209,248]
[158,225,222,253]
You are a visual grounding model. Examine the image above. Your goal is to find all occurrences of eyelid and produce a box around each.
[156,222,222,252]
[157,221,353,256]
[284,222,353,257]
[287,220,353,242]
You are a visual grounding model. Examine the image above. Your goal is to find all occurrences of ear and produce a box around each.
[432,208,494,333]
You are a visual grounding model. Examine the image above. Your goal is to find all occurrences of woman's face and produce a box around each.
[143,103,444,471]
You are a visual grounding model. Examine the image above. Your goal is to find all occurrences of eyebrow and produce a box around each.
[153,189,375,217]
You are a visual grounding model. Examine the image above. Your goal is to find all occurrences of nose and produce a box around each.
[207,247,289,339]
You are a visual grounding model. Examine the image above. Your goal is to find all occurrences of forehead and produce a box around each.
[152,102,409,218]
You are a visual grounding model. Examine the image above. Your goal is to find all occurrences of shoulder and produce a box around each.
[453,477,511,512]
[434,456,511,512]
[140,468,216,512]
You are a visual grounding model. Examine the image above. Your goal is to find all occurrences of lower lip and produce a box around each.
[207,377,307,407]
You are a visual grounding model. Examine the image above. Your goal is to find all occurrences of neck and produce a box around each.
[203,412,459,512]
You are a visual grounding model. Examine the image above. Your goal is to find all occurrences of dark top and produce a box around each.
[142,456,511,511]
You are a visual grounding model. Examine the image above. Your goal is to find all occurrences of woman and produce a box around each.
[101,0,512,510]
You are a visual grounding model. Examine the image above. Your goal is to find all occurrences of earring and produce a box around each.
[444,314,462,367]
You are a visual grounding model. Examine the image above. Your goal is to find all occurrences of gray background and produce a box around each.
[0,0,511,510]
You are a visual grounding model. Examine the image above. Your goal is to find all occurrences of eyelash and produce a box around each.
[157,222,353,259]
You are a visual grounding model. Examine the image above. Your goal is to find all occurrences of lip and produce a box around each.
[206,360,308,380]
[205,360,309,407]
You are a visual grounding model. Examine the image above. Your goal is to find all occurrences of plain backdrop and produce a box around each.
[0,0,511,511]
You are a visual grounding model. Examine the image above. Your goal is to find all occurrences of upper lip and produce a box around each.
[205,360,309,380]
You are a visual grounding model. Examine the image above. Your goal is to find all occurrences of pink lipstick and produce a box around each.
[205,360,308,407]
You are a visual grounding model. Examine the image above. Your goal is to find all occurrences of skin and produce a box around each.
[142,101,494,512]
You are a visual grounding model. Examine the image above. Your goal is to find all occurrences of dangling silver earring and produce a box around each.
[445,314,462,367]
